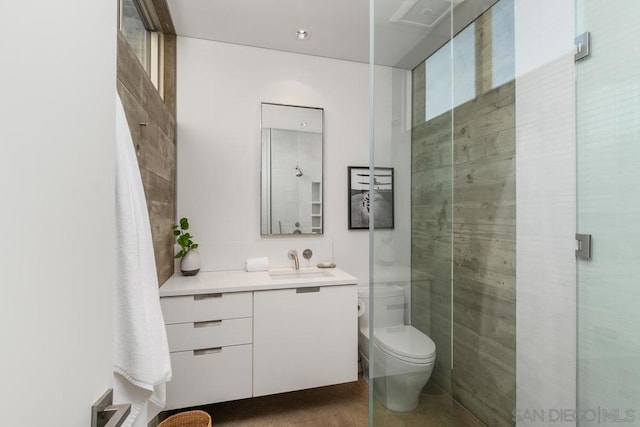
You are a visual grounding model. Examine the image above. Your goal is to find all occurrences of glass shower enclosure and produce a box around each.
[368,0,640,426]
[576,0,640,424]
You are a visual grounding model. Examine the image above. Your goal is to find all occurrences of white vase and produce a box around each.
[180,249,200,276]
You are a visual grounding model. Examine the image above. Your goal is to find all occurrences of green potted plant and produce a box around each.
[173,217,200,276]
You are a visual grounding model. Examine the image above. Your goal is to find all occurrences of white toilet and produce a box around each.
[358,284,436,412]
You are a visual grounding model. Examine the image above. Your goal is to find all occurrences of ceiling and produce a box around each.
[166,0,495,70]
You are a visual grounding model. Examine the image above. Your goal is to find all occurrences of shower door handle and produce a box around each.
[576,234,592,260]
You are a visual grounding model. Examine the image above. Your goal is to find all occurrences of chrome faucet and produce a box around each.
[288,250,299,270]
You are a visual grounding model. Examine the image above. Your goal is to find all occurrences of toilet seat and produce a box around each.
[373,326,436,364]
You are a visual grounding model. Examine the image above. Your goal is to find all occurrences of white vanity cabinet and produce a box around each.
[159,269,359,410]
[253,284,358,396]
[160,292,253,410]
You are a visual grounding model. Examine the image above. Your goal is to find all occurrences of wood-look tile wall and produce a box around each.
[117,32,177,285]
[451,80,515,427]
[411,5,516,426]
[411,61,454,393]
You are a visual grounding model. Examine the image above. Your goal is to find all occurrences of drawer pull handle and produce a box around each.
[194,347,222,356]
[194,320,222,328]
[296,287,320,294]
[194,293,223,300]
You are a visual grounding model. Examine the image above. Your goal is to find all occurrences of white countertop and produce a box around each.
[159,267,359,297]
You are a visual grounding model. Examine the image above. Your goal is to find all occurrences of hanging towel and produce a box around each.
[114,93,172,427]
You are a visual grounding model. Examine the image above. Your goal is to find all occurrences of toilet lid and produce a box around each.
[373,326,436,362]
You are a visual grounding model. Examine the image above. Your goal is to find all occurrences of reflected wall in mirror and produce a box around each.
[261,103,324,235]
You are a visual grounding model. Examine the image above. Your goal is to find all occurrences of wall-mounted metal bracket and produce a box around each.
[576,233,592,260]
[575,32,591,62]
[91,389,131,427]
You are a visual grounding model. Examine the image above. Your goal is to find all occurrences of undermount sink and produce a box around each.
[268,268,333,280]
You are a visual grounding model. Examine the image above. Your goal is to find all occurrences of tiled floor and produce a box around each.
[162,378,484,427]
[372,382,485,427]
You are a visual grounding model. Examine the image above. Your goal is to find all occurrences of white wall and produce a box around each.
[0,1,116,425]
[176,37,411,285]
[515,0,576,425]
[372,65,414,320]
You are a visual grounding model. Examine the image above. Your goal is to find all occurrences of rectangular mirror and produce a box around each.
[261,103,324,235]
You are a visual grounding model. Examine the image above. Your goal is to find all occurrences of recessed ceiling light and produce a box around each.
[300,122,308,127]
[296,29,309,40]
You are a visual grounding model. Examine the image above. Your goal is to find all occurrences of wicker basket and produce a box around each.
[158,410,212,427]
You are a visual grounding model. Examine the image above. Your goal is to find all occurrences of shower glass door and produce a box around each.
[370,1,515,425]
[369,0,454,425]
[576,0,640,423]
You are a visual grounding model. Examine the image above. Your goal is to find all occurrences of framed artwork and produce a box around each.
[348,166,394,230]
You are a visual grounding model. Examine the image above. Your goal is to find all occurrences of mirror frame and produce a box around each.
[260,102,324,236]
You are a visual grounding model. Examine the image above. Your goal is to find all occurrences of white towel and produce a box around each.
[114,93,172,427]
[246,257,269,272]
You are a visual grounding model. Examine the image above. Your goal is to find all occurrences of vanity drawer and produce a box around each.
[161,292,252,324]
[165,344,253,411]
[166,317,252,352]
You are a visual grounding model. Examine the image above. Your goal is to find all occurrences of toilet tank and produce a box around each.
[358,284,405,330]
